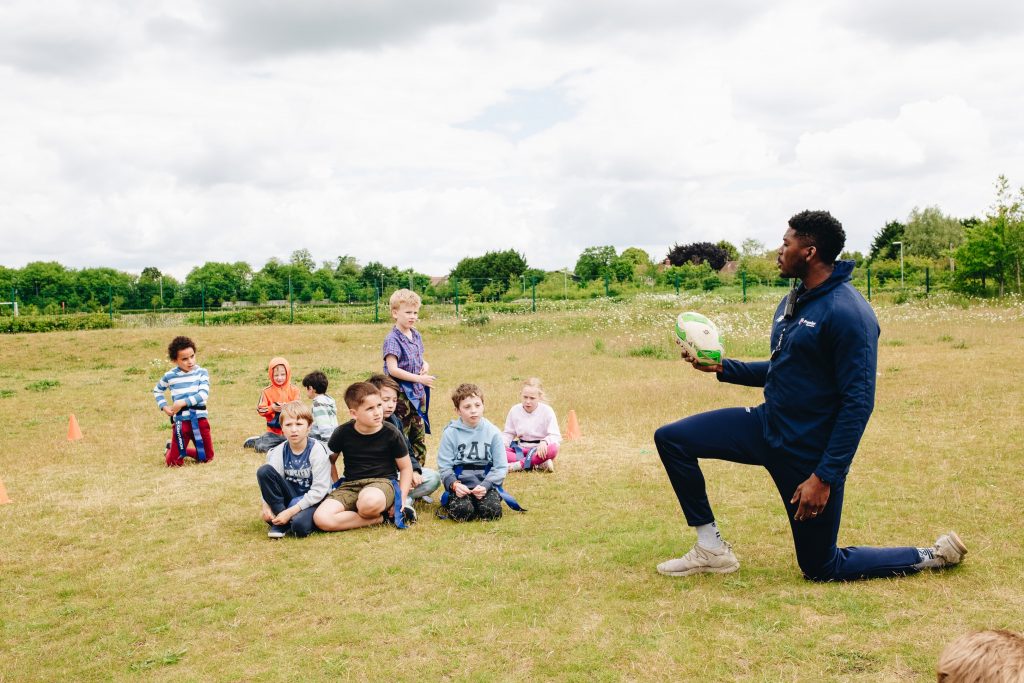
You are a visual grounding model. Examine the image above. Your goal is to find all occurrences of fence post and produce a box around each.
[531,277,536,312]
[866,265,872,302]
[454,280,459,317]
[109,284,113,322]
[742,271,747,303]
[374,284,379,323]
[604,274,609,297]
[925,267,930,295]
[201,283,206,325]
[289,275,294,324]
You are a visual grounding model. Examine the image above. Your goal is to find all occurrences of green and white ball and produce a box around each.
[674,311,725,366]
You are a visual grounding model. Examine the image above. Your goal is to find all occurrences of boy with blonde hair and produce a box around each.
[937,629,1024,682]
[382,288,434,433]
[256,400,332,538]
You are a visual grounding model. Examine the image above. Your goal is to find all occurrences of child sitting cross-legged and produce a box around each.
[256,400,332,538]
[313,382,414,532]
[502,377,561,473]
[437,383,508,522]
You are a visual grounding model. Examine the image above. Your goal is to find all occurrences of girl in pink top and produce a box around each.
[502,378,561,472]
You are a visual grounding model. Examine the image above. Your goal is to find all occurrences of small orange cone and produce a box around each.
[0,477,10,505]
[564,409,581,441]
[67,414,83,441]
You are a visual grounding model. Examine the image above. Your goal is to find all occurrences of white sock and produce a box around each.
[696,522,724,549]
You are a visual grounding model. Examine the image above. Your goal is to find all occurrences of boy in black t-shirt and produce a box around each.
[313,382,414,532]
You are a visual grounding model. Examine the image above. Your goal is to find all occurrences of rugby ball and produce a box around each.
[674,311,724,366]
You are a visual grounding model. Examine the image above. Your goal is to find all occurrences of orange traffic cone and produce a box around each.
[564,409,582,441]
[67,414,83,441]
[0,477,10,505]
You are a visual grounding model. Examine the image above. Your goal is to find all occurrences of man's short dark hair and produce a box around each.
[167,336,196,361]
[788,210,846,264]
[302,371,329,395]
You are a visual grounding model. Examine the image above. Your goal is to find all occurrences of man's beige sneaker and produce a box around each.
[933,531,968,567]
[657,542,740,576]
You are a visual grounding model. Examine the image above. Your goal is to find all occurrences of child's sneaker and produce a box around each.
[401,505,417,525]
[508,460,524,472]
[537,459,555,473]
[267,525,288,538]
[243,436,258,449]
[932,531,968,567]
[657,542,739,576]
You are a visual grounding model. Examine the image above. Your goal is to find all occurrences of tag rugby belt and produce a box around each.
[438,464,527,514]
[171,405,207,463]
[397,380,431,434]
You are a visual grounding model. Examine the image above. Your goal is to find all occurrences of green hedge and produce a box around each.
[0,314,114,333]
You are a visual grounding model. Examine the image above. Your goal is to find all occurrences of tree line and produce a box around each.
[3,175,1021,315]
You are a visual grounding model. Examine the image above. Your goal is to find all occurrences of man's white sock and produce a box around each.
[696,522,723,549]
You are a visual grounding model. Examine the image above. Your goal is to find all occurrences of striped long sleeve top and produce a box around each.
[152,366,210,419]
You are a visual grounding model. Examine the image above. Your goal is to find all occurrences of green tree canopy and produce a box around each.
[450,249,528,294]
[716,240,740,262]
[903,206,964,259]
[574,246,616,282]
[869,220,905,261]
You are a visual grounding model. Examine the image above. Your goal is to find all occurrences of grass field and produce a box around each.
[1,293,1022,681]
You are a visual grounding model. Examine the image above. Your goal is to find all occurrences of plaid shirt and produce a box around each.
[382,326,425,403]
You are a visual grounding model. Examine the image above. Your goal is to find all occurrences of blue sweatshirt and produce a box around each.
[718,260,877,485]
[436,417,507,492]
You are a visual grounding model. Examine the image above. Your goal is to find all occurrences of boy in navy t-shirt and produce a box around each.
[256,401,332,538]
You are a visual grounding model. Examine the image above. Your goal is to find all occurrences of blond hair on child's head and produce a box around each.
[937,629,1024,682]
[279,400,313,426]
[522,377,547,402]
[389,288,421,311]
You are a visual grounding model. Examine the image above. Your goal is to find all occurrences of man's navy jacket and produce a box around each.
[718,260,878,485]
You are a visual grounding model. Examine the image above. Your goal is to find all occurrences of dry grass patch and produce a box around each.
[1,296,1022,681]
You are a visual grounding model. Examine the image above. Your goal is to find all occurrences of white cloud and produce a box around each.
[1,0,1023,278]
[795,97,988,173]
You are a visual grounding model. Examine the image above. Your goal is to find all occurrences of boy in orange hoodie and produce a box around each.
[243,357,301,453]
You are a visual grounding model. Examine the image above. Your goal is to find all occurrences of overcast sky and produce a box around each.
[2,0,1023,279]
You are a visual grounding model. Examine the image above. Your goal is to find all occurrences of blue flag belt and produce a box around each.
[330,476,409,529]
[172,406,207,462]
[397,380,431,434]
[439,464,526,512]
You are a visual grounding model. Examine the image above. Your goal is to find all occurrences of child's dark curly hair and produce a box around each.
[167,336,196,361]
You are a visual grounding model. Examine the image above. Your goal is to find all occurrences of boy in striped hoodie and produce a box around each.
[152,335,214,467]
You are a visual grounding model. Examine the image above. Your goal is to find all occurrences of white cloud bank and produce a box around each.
[1,0,1022,277]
